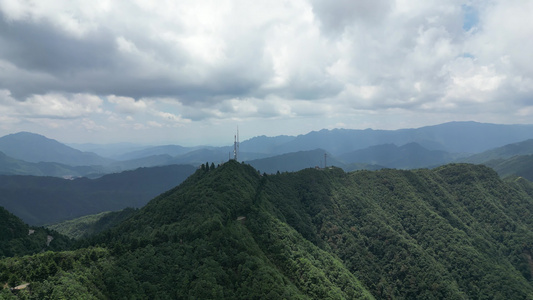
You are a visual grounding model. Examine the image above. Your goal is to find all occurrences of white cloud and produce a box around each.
[107,95,147,114]
[1,0,533,144]
[23,93,103,118]
[0,90,102,119]
[147,121,163,128]
[80,118,106,131]
[153,111,191,125]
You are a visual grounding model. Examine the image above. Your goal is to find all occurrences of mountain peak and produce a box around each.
[2,131,56,142]
[0,132,112,166]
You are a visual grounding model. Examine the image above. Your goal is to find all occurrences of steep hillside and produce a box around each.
[0,132,113,166]
[91,162,533,298]
[83,161,373,299]
[3,161,533,298]
[47,208,137,239]
[486,155,533,181]
[0,206,71,258]
[462,139,533,164]
[0,164,195,225]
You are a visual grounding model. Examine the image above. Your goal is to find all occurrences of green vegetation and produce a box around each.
[2,161,533,298]
[0,207,71,259]
[486,154,533,181]
[0,247,110,299]
[46,208,137,239]
[457,138,533,181]
[462,139,533,164]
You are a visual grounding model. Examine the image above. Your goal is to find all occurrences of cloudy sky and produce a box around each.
[1,0,532,146]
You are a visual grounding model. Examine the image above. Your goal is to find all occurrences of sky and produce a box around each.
[0,0,532,146]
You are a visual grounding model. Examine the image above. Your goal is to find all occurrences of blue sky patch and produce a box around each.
[462,4,479,31]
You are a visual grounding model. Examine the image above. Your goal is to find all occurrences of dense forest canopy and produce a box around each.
[2,161,533,299]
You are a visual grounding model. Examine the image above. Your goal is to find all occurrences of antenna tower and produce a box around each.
[324,152,327,169]
[233,127,240,161]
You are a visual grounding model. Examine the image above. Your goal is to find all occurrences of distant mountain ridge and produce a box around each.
[0,132,113,166]
[486,155,533,181]
[247,149,343,174]
[115,144,195,160]
[84,121,533,158]
[338,142,462,169]
[0,164,196,225]
[0,150,106,177]
[246,143,463,174]
[453,139,533,181]
[266,121,533,155]
[462,139,533,164]
[3,121,533,177]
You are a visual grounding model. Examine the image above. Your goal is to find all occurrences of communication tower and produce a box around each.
[233,127,240,161]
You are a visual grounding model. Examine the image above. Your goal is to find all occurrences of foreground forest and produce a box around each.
[2,161,533,299]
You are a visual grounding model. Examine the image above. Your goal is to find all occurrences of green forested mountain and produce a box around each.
[486,154,533,181]
[0,206,71,258]
[46,208,138,240]
[3,161,533,299]
[456,139,533,180]
[462,139,533,164]
[0,164,195,225]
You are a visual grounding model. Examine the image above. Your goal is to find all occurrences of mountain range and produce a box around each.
[2,161,533,298]
[1,122,533,178]
[337,142,462,169]
[1,121,533,228]
[0,132,113,166]
[0,164,195,226]
[461,139,533,164]
[241,121,533,155]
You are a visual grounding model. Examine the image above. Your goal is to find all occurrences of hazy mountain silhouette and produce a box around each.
[0,151,105,177]
[461,139,533,164]
[0,164,195,225]
[338,142,460,169]
[247,149,344,174]
[0,132,113,166]
[265,122,533,155]
[485,155,533,181]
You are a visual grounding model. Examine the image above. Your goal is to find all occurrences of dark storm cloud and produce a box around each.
[0,15,115,97]
[0,12,269,104]
[0,15,113,73]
